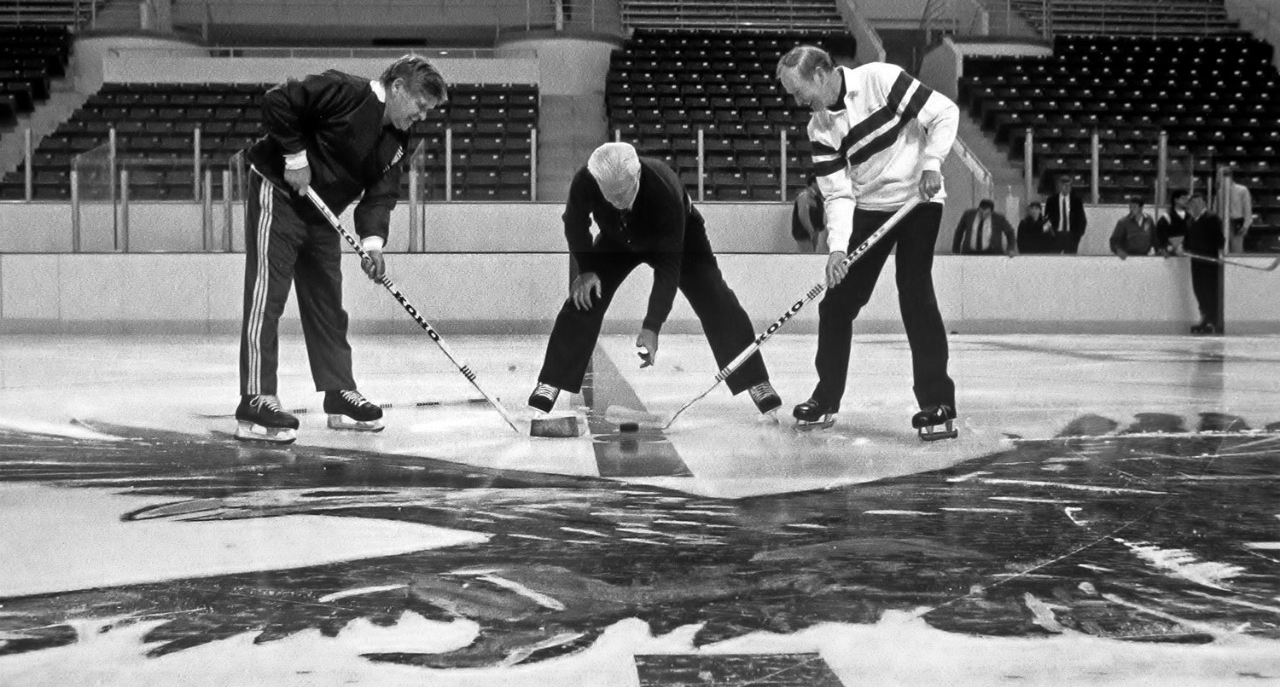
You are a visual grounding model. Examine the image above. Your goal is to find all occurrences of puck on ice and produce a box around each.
[619,422,640,433]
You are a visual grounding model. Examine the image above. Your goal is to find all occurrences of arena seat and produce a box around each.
[959,33,1280,246]
[0,81,539,201]
[1008,0,1240,36]
[607,29,850,202]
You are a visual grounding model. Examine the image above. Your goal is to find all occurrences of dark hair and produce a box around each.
[776,45,834,79]
[1169,189,1188,204]
[381,54,448,102]
[978,199,995,210]
[1128,197,1145,207]
[1027,201,1042,209]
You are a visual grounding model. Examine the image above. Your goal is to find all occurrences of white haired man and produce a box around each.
[776,45,959,440]
[528,142,781,418]
[236,55,447,443]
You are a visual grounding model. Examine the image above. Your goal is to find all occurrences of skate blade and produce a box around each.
[918,420,959,442]
[794,417,835,432]
[327,415,385,432]
[234,421,297,444]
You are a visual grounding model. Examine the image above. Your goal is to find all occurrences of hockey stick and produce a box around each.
[303,187,521,433]
[1185,251,1280,272]
[660,196,923,431]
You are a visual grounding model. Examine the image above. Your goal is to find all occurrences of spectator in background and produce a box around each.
[1109,197,1155,259]
[791,177,826,252]
[1183,193,1224,334]
[952,198,1016,256]
[1222,167,1253,253]
[1017,201,1054,254]
[1154,189,1190,256]
[1045,174,1087,253]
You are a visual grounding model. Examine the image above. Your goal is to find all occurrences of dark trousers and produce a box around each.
[239,172,355,396]
[537,229,769,395]
[1190,259,1222,327]
[812,202,954,412]
[1050,230,1080,254]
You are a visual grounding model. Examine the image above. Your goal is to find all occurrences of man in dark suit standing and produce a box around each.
[1045,174,1087,253]
[952,199,1016,256]
[1182,193,1225,334]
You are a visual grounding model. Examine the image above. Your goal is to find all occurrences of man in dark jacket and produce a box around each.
[952,199,1016,256]
[528,142,781,418]
[1182,193,1225,334]
[1154,190,1191,256]
[236,55,447,443]
[1045,174,1087,253]
[1016,202,1054,254]
[1109,197,1155,259]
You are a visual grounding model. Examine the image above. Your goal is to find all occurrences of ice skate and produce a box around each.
[235,395,299,444]
[748,381,782,416]
[527,382,560,413]
[1190,321,1217,335]
[792,398,835,431]
[913,404,958,441]
[324,389,384,432]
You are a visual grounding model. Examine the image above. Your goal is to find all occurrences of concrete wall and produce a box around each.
[496,37,617,96]
[2,252,1276,335]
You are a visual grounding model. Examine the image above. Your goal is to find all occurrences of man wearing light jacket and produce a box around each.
[776,46,959,440]
[236,55,447,443]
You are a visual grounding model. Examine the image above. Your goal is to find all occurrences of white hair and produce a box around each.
[587,142,641,189]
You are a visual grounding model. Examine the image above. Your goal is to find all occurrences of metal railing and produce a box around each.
[175,0,624,41]
[55,122,542,252]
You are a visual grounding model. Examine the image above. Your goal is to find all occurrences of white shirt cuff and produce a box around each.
[284,151,309,170]
[361,236,385,252]
[921,157,943,173]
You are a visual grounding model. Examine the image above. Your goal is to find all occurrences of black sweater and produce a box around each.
[247,70,408,244]
[563,157,701,333]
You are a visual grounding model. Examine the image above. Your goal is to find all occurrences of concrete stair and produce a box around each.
[536,94,607,202]
[0,79,87,189]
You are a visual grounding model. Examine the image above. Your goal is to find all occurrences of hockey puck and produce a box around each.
[619,422,640,433]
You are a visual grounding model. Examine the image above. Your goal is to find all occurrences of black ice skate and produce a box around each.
[792,398,835,431]
[527,382,560,413]
[235,395,299,444]
[1190,322,1217,335]
[324,390,384,432]
[913,404,958,441]
[749,381,782,415]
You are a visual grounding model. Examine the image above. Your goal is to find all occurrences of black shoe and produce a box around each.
[235,395,299,443]
[748,381,782,414]
[528,383,560,413]
[793,396,834,422]
[913,404,958,441]
[324,390,384,431]
[1190,322,1217,335]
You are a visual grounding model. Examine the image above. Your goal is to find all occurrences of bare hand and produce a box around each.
[284,165,311,195]
[825,251,849,288]
[571,272,602,310]
[361,250,386,282]
[635,328,659,368]
[918,170,942,200]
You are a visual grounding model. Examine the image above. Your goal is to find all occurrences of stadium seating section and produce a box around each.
[1009,0,1239,36]
[0,82,538,201]
[959,33,1280,237]
[622,0,843,31]
[0,0,97,27]
[607,29,851,201]
[0,24,67,126]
